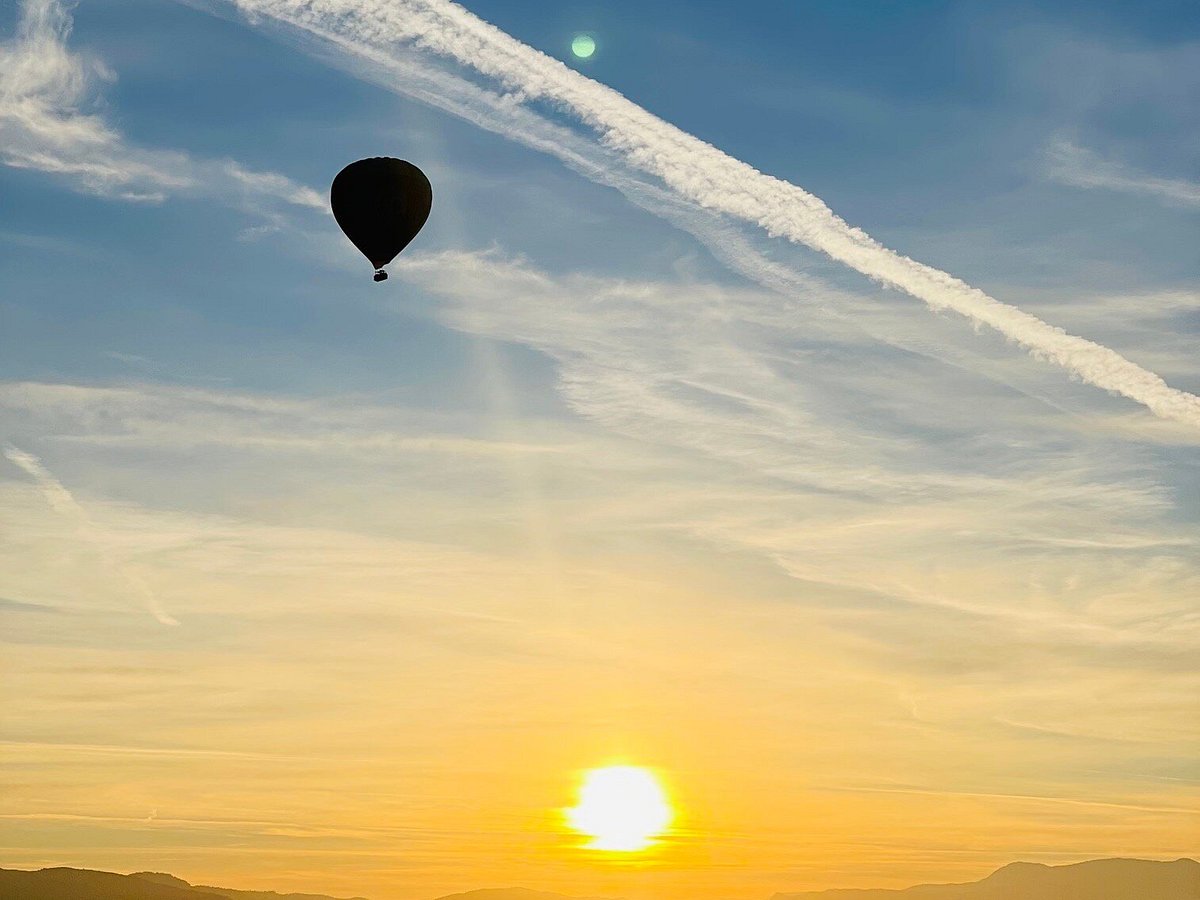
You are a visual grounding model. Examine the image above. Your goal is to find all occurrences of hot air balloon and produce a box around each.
[331,158,432,282]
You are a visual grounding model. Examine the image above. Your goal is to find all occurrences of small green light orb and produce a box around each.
[571,33,596,59]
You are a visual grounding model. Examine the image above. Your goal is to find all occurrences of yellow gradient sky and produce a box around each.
[3,448,1196,898]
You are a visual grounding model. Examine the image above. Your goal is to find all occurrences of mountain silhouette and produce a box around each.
[0,859,1196,900]
[434,891,606,900]
[772,858,1200,899]
[0,868,230,900]
[0,867,365,900]
[132,870,368,900]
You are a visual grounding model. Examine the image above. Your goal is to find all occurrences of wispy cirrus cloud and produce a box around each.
[0,0,324,211]
[2,443,179,625]
[0,380,570,458]
[3,368,1195,678]
[388,250,1198,638]
[9,240,1195,650]
[1045,138,1200,208]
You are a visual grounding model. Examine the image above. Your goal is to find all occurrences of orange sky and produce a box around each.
[3,512,1196,900]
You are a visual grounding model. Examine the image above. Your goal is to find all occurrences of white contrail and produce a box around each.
[224,0,1200,429]
[3,444,179,625]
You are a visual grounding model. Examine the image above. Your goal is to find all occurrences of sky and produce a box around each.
[1,0,1198,898]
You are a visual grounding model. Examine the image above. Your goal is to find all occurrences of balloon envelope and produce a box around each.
[331,158,432,277]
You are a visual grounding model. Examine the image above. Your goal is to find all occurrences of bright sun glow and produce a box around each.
[566,766,673,851]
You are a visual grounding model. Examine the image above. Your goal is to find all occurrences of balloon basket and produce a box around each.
[373,270,388,282]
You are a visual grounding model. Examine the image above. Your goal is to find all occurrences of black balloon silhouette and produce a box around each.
[331,158,432,282]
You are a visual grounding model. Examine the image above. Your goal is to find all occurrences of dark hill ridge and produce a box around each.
[132,870,369,900]
[772,857,1200,899]
[435,890,614,900]
[0,867,230,900]
[0,867,367,900]
[0,858,1196,900]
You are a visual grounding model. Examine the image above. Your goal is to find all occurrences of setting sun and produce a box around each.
[565,766,673,852]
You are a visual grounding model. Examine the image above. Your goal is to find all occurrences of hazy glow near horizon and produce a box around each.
[566,766,673,851]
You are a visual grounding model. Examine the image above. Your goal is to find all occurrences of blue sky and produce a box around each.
[1,0,1197,896]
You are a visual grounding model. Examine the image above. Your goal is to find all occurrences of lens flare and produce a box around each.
[571,34,596,59]
[566,766,672,851]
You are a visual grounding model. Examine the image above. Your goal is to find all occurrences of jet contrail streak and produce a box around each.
[230,0,1200,429]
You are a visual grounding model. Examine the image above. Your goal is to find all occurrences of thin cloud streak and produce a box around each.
[1046,138,1200,208]
[223,0,1200,429]
[0,739,330,761]
[2,443,179,625]
[0,379,570,458]
[824,784,1197,816]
